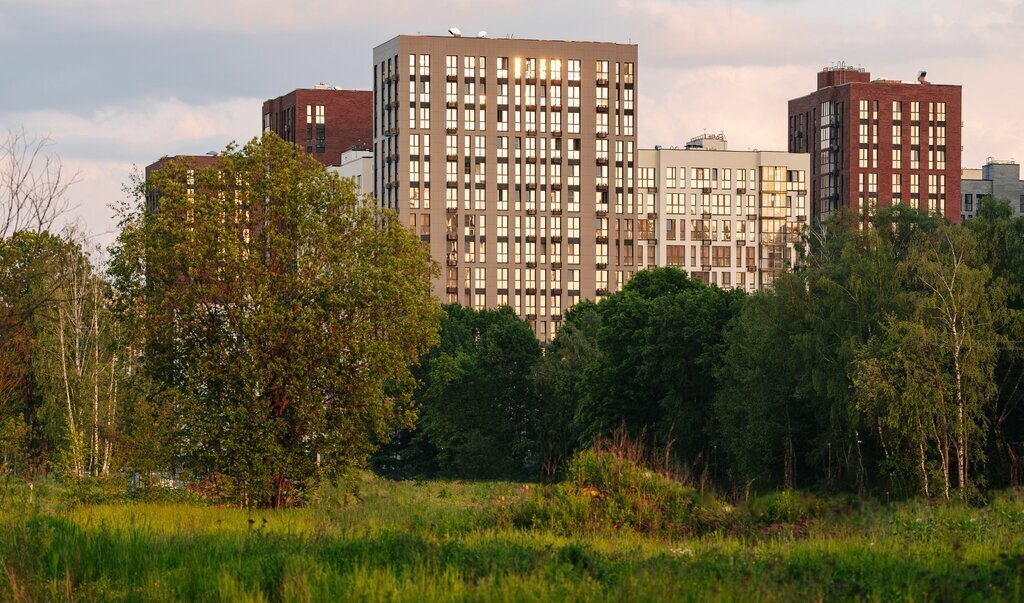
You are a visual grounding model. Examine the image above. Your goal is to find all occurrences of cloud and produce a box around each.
[1,97,260,246]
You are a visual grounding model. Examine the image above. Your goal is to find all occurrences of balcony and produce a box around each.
[446,74,458,82]
[446,100,458,109]
[596,235,608,244]
[525,104,537,112]
[446,153,458,161]
[526,261,537,268]
[550,235,562,243]
[596,183,609,191]
[446,286,458,294]
[596,105,609,113]
[551,261,563,269]
[596,77,609,86]
[446,232,457,241]
[550,104,562,112]
[596,157,609,165]
[596,131,608,139]
[526,287,537,295]
[551,207,562,215]
[595,210,608,217]
[596,263,608,270]
[551,129,563,137]
[551,288,563,296]
[526,235,537,242]
[446,127,458,134]
[551,183,562,191]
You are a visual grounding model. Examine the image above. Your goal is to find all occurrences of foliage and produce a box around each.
[2,479,1024,601]
[575,267,745,479]
[416,305,542,479]
[108,133,441,507]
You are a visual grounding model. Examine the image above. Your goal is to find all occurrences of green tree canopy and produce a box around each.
[109,133,440,507]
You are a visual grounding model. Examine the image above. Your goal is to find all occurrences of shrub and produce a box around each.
[511,448,730,536]
[746,490,825,525]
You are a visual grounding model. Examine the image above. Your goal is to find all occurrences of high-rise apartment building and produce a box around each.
[262,85,373,167]
[961,159,1024,220]
[144,154,223,211]
[638,134,810,291]
[788,65,962,223]
[373,34,638,340]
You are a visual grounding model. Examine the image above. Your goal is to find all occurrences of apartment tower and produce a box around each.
[788,65,962,223]
[373,34,638,340]
[638,135,810,290]
[262,85,373,167]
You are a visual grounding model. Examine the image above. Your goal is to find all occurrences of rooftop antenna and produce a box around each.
[448,26,462,37]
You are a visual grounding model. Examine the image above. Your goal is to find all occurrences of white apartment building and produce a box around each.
[637,134,810,291]
[330,147,374,199]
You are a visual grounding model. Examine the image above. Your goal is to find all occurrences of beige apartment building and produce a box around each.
[372,34,638,340]
[637,135,810,290]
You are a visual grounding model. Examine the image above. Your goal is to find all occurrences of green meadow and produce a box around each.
[2,472,1023,602]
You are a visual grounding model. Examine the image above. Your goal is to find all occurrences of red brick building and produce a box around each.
[144,154,223,211]
[262,86,373,167]
[788,65,962,223]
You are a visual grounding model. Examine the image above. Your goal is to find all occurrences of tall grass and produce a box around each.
[1,473,1023,601]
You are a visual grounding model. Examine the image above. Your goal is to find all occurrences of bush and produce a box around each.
[511,448,730,536]
[745,490,826,525]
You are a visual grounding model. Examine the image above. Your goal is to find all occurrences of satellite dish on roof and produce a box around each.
[449,27,462,37]
[477,30,487,38]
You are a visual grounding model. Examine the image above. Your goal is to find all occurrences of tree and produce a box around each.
[0,130,74,427]
[109,133,440,507]
[575,268,744,479]
[417,305,542,479]
[533,300,601,477]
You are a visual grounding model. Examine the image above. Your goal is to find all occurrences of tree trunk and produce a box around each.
[57,304,83,478]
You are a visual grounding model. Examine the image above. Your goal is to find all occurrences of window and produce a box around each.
[568,59,581,81]
[964,194,973,212]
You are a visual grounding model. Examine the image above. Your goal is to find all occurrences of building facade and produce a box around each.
[329,148,374,199]
[373,34,638,340]
[638,135,810,291]
[788,65,962,224]
[144,154,223,211]
[262,85,373,167]
[961,159,1024,220]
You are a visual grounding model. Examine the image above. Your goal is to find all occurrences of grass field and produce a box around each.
[1,474,1023,602]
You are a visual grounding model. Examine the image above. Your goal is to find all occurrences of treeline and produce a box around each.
[380,200,1024,500]
[2,133,440,507]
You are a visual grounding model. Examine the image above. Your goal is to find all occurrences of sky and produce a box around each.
[2,0,1022,245]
